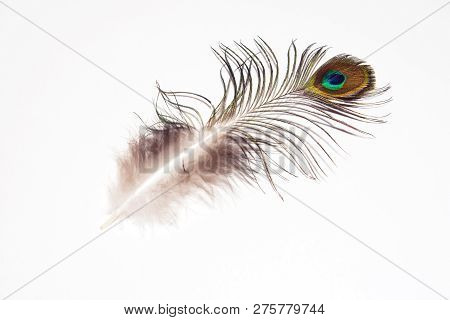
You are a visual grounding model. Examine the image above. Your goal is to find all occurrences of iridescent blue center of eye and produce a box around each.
[321,70,346,90]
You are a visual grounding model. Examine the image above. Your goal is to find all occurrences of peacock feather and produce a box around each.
[103,38,390,227]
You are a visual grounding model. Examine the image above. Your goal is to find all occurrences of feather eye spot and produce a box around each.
[321,70,346,91]
[305,55,376,99]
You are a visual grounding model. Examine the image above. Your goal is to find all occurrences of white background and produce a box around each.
[0,0,449,301]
